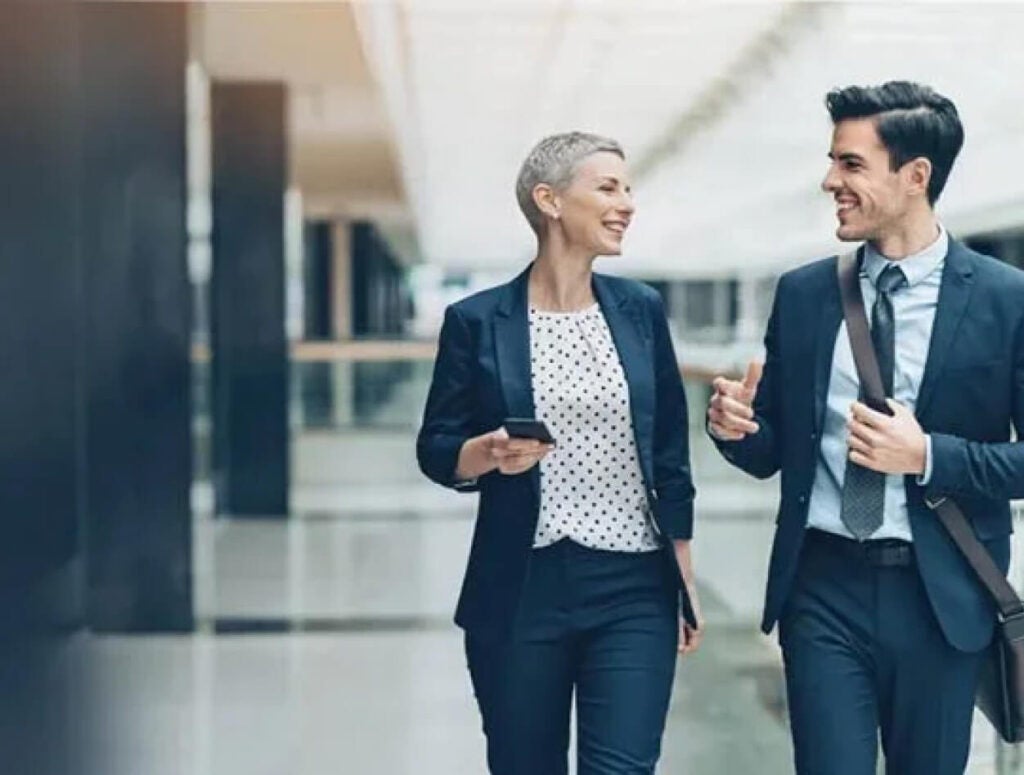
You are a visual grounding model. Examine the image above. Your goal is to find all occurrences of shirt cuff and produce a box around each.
[453,477,479,491]
[916,435,933,486]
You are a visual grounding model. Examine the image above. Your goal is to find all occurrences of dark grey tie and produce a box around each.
[839,264,907,539]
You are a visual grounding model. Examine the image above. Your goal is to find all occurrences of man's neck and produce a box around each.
[869,213,941,260]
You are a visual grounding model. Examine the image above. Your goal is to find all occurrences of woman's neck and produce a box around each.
[529,244,596,312]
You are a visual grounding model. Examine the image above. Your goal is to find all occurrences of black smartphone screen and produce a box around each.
[503,417,556,445]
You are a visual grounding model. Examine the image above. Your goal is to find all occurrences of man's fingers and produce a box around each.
[849,449,881,471]
[708,407,759,435]
[710,393,754,420]
[850,401,889,428]
[846,433,873,456]
[712,375,746,399]
[708,421,744,441]
[847,419,881,448]
[742,361,763,393]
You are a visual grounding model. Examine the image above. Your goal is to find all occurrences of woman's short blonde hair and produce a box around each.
[515,131,624,235]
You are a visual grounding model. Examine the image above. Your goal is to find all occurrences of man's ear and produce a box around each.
[904,156,933,200]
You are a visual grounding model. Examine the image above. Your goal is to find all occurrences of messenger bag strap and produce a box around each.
[835,250,1024,620]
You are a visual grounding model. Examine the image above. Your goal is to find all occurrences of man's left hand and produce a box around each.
[846,399,927,476]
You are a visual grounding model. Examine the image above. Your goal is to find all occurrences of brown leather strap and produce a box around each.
[928,496,1024,619]
[836,250,891,415]
[835,251,1024,620]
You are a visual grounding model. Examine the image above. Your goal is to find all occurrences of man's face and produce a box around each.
[821,118,912,242]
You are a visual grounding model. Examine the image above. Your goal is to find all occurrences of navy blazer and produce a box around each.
[417,265,696,639]
[713,240,1024,652]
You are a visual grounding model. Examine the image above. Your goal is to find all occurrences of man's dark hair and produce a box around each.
[825,81,964,205]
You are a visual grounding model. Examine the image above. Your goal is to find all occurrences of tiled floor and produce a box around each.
[76,429,1010,774]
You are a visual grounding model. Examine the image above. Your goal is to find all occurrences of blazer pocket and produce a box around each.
[944,357,1005,373]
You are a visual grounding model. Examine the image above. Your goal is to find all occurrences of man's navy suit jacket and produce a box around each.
[417,265,696,639]
[713,240,1024,652]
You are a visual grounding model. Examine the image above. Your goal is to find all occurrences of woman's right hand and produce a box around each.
[488,426,554,475]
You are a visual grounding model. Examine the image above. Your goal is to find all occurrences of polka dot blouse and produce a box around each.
[529,303,661,553]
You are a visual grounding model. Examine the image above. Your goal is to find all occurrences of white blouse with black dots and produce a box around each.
[528,303,661,553]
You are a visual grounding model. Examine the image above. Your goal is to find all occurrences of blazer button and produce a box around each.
[798,495,808,504]
[810,432,817,441]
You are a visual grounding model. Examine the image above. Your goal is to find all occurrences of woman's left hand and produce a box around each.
[678,583,705,656]
[672,540,704,656]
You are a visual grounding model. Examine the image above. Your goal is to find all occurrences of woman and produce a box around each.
[417,132,702,774]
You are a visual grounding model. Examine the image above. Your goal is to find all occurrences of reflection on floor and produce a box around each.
[82,431,1005,774]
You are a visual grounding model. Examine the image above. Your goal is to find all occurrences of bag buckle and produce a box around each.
[924,495,948,510]
[1000,609,1024,641]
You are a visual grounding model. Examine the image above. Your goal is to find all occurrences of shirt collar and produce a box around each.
[863,224,948,289]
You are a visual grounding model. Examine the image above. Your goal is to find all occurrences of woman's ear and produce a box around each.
[532,183,561,221]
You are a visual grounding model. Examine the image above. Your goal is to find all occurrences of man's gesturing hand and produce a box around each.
[707,361,763,442]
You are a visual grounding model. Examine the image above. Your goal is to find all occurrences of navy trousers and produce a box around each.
[465,538,679,775]
[780,529,986,775]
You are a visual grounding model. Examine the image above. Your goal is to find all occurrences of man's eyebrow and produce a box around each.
[828,151,866,163]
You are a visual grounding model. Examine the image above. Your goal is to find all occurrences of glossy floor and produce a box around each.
[77,430,1008,774]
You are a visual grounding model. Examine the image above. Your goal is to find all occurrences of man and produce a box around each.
[708,80,1024,774]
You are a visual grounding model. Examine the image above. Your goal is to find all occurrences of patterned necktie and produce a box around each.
[839,264,907,539]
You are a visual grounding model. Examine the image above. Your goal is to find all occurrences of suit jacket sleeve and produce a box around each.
[416,304,481,492]
[928,312,1024,501]
[708,278,783,479]
[650,291,696,539]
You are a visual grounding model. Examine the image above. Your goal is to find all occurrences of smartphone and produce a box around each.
[503,417,556,445]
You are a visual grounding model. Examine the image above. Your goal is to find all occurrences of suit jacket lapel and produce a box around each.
[493,265,534,419]
[593,274,656,484]
[813,258,844,433]
[915,240,975,421]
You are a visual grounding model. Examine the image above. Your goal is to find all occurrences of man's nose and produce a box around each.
[821,164,841,193]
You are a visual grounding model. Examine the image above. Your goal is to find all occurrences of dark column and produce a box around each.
[211,83,289,516]
[78,2,193,632]
[0,3,83,633]
[349,222,411,423]
[0,4,192,771]
[303,221,333,340]
[351,222,373,337]
[351,220,407,337]
[299,221,335,427]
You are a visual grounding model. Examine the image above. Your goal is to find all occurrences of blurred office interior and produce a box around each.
[3,1,1024,773]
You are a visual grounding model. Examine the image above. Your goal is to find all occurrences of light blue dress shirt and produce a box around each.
[806,227,947,542]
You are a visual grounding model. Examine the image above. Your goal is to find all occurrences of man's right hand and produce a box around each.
[707,361,763,441]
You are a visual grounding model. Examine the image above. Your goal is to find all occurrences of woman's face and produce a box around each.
[552,151,634,256]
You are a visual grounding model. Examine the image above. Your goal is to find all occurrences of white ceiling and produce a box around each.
[356,0,1024,279]
[194,2,408,225]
